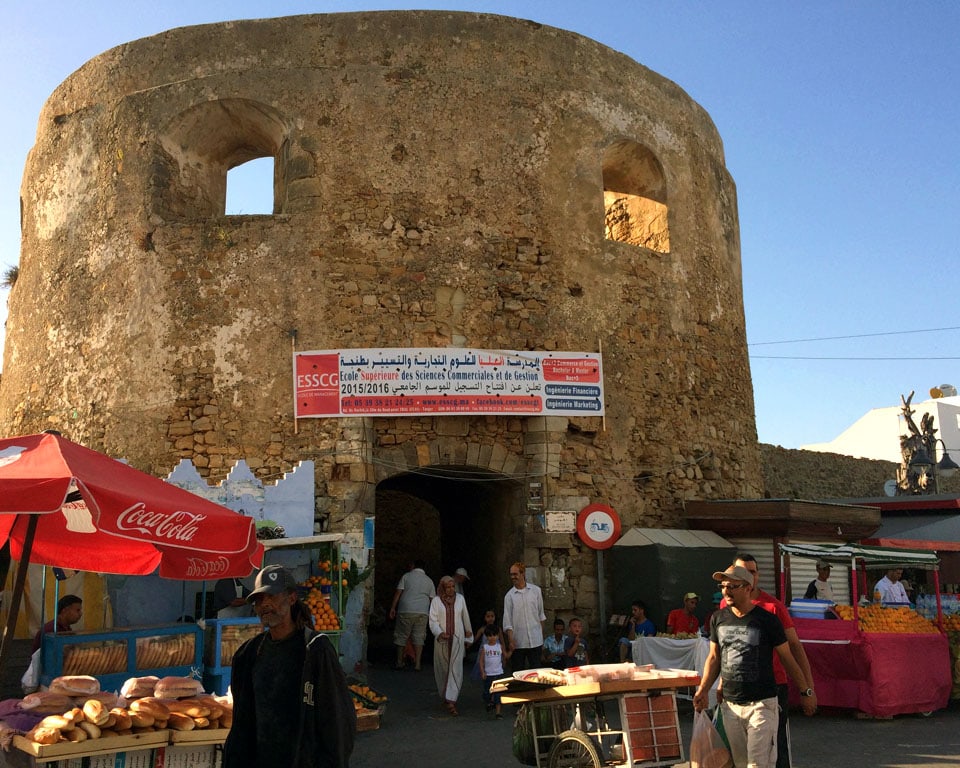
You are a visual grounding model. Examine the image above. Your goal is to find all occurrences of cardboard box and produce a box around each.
[159,744,220,768]
[87,748,155,768]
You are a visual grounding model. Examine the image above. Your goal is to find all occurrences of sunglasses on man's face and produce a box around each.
[721,583,746,590]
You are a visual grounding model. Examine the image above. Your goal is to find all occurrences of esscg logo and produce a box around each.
[295,352,341,417]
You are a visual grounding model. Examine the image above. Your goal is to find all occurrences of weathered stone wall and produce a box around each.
[0,12,762,630]
[760,443,960,499]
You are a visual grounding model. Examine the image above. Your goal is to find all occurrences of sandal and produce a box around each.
[445,702,459,716]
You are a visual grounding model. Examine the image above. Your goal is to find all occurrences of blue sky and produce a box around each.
[2,2,959,450]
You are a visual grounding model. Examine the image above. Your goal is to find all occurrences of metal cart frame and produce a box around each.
[503,675,696,768]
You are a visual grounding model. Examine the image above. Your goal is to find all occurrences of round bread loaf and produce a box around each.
[39,715,71,731]
[63,727,88,742]
[82,699,110,726]
[78,721,101,739]
[129,712,155,728]
[129,698,170,718]
[168,712,196,731]
[28,726,61,745]
[62,707,85,726]
[109,708,132,731]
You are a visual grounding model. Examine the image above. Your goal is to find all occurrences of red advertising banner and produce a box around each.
[293,348,604,418]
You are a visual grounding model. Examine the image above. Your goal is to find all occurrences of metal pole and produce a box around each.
[596,549,607,659]
[0,515,38,673]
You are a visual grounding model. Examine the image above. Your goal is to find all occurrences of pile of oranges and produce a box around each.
[942,613,960,632]
[349,684,387,706]
[299,575,341,631]
[833,604,939,634]
[317,559,351,588]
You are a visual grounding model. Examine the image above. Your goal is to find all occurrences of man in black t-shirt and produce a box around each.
[694,565,815,768]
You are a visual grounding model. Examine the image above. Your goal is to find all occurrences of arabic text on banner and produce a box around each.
[293,348,604,418]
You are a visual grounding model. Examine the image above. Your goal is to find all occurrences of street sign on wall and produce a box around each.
[576,503,621,550]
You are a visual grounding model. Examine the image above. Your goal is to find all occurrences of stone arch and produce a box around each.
[602,139,671,253]
[152,98,288,220]
[368,435,526,660]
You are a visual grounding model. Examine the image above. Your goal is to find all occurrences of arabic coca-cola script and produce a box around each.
[183,556,231,578]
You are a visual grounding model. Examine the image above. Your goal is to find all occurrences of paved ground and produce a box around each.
[351,662,960,768]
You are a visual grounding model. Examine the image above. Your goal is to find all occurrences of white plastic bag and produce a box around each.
[21,648,41,693]
[689,709,733,768]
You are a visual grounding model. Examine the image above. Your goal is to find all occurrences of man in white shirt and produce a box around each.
[803,560,834,602]
[502,561,545,672]
[874,568,910,604]
[389,559,436,670]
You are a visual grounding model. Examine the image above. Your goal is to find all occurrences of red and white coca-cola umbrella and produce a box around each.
[0,432,264,666]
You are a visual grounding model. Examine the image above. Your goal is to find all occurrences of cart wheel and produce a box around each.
[547,729,601,768]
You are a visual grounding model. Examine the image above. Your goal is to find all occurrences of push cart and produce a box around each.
[499,670,698,767]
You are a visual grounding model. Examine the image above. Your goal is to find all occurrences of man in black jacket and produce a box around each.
[223,565,355,768]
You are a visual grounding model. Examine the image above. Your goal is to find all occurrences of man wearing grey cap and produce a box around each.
[695,565,815,768]
[223,565,355,768]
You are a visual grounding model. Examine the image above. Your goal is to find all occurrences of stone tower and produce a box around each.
[1,12,762,625]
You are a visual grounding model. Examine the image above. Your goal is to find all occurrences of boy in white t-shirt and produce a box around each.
[479,623,510,718]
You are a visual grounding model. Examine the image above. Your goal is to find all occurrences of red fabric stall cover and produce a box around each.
[791,618,952,716]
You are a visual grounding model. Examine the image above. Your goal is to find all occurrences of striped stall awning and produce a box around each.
[778,542,939,570]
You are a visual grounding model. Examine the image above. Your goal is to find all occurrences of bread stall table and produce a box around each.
[498,665,699,768]
[779,543,952,717]
[3,731,169,768]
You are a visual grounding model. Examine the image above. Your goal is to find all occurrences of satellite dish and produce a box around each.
[931,387,943,399]
[883,479,897,497]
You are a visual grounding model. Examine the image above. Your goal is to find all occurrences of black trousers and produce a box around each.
[776,683,792,768]
[511,645,543,673]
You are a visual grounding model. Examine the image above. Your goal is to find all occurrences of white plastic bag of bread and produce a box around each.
[120,675,159,699]
[20,692,75,714]
[153,676,204,700]
[48,675,100,697]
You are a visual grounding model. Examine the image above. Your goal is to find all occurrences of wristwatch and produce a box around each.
[800,688,814,697]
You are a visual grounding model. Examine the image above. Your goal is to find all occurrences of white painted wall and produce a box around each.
[802,395,960,465]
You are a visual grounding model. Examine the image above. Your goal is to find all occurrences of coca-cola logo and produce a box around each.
[115,502,206,542]
[184,556,230,578]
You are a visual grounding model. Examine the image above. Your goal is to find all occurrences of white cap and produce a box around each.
[455,567,470,579]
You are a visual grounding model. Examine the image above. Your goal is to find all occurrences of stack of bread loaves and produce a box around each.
[21,675,233,746]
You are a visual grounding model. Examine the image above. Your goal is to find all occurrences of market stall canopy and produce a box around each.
[0,432,264,579]
[861,514,960,552]
[778,542,940,570]
[613,527,732,548]
[685,498,882,539]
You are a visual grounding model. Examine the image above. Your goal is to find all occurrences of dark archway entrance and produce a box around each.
[368,465,523,661]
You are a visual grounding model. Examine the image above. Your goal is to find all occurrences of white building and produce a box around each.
[802,392,960,464]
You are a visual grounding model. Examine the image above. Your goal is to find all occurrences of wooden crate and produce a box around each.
[356,710,381,732]
[13,730,169,759]
[168,728,231,745]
